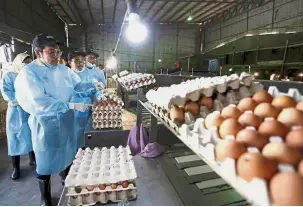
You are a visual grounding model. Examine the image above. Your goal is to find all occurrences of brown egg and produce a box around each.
[262,142,302,165]
[298,160,303,176]
[199,96,214,110]
[219,118,243,139]
[286,128,303,148]
[169,105,185,125]
[270,172,303,206]
[252,91,273,104]
[236,129,268,149]
[205,113,225,129]
[184,102,200,116]
[111,183,118,189]
[277,108,303,127]
[215,140,246,162]
[272,95,297,110]
[122,180,129,188]
[254,103,280,119]
[237,152,277,182]
[258,119,288,138]
[221,105,242,119]
[86,185,94,191]
[237,98,258,112]
[99,184,106,190]
[238,112,262,128]
[296,101,303,112]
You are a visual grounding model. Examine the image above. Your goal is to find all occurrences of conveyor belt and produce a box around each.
[158,143,250,206]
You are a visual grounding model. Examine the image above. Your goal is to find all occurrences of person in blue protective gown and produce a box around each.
[0,52,36,180]
[14,34,96,206]
[85,50,107,87]
[67,50,95,149]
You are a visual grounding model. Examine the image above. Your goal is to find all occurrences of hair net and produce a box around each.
[12,53,31,74]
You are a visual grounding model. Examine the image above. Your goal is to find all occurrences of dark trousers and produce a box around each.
[36,164,71,180]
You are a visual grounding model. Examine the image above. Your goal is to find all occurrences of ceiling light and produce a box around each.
[158,59,162,63]
[125,13,148,43]
[106,55,117,69]
[187,15,193,21]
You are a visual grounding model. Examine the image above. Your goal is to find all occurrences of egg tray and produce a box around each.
[65,146,137,188]
[92,121,122,129]
[67,188,137,206]
[146,73,259,110]
[120,79,156,91]
[92,111,122,120]
[97,90,124,106]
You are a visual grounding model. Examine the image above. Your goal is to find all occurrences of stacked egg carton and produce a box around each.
[92,92,123,129]
[117,73,156,91]
[65,146,138,206]
[169,86,303,206]
[146,73,263,130]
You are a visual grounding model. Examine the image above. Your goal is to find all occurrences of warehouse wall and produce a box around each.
[68,24,198,72]
[204,0,303,52]
[0,0,66,55]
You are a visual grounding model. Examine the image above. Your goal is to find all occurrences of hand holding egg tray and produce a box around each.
[145,80,303,206]
[65,146,138,206]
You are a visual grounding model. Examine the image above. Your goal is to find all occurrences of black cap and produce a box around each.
[86,50,99,58]
[33,33,58,49]
[68,51,86,61]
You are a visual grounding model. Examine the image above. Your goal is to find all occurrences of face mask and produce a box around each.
[39,58,57,69]
[86,62,96,69]
[72,68,84,73]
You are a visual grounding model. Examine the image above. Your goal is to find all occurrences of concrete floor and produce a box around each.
[0,138,63,206]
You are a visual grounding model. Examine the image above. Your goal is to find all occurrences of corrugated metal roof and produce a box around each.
[45,0,242,25]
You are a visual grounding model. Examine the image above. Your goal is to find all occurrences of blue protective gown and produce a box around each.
[14,59,84,175]
[69,68,95,148]
[86,66,107,87]
[1,72,33,156]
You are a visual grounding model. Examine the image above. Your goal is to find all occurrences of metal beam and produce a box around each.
[55,0,74,23]
[141,0,240,3]
[149,1,169,21]
[163,2,189,22]
[112,0,118,23]
[171,2,198,22]
[143,0,157,19]
[139,0,145,8]
[193,3,225,22]
[101,0,104,24]
[196,2,235,23]
[65,0,84,24]
[157,1,179,22]
[86,0,95,23]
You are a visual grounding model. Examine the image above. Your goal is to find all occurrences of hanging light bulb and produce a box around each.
[125,13,148,43]
[187,15,193,21]
[106,55,117,69]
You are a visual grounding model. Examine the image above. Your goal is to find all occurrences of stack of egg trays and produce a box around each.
[65,146,138,206]
[119,74,156,91]
[92,103,123,129]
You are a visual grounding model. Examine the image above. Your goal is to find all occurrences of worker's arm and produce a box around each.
[1,73,18,105]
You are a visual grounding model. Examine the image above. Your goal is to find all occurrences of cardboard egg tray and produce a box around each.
[92,110,122,120]
[117,73,156,91]
[148,86,303,206]
[92,120,122,129]
[65,146,138,206]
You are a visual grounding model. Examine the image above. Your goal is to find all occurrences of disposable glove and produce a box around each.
[94,81,105,89]
[8,101,19,107]
[69,103,91,112]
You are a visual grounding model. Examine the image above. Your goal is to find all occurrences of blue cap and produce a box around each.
[33,33,58,49]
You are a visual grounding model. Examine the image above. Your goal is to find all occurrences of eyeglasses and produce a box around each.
[87,55,96,60]
[43,49,62,57]
[73,59,85,64]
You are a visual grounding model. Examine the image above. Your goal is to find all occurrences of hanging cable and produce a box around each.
[113,11,128,54]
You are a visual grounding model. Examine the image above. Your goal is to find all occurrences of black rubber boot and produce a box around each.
[59,165,71,186]
[11,156,20,180]
[38,177,52,206]
[29,151,36,166]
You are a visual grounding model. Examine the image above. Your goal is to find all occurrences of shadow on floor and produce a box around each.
[0,138,63,206]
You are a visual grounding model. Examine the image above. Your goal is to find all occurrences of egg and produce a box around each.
[277,108,303,127]
[237,152,277,182]
[286,128,303,148]
[254,103,280,119]
[205,113,225,129]
[252,90,273,104]
[169,105,185,125]
[238,112,262,128]
[111,183,118,189]
[184,102,200,116]
[86,185,94,191]
[221,105,242,119]
[237,98,258,112]
[298,160,303,176]
[219,118,243,139]
[262,142,302,165]
[258,119,288,138]
[122,180,129,188]
[272,95,297,110]
[199,96,214,110]
[236,129,268,149]
[215,140,246,162]
[99,184,106,190]
[270,172,303,206]
[296,101,303,112]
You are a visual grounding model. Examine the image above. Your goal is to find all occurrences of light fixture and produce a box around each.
[187,15,193,21]
[125,13,148,43]
[158,59,162,63]
[299,73,303,77]
[229,68,233,72]
[253,72,259,77]
[106,55,117,69]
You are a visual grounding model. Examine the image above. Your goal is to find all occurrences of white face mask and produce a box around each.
[86,62,96,69]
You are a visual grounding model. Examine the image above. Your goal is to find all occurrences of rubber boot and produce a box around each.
[11,156,20,180]
[29,151,36,166]
[59,165,71,186]
[38,177,52,206]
